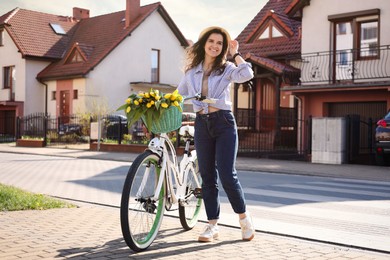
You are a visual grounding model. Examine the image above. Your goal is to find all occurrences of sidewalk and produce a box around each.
[1,205,389,259]
[0,142,389,181]
[1,143,390,259]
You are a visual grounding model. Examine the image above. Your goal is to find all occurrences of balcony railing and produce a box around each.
[287,44,390,85]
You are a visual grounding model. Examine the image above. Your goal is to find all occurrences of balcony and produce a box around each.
[286,45,390,86]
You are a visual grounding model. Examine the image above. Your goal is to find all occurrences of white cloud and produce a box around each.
[0,0,267,42]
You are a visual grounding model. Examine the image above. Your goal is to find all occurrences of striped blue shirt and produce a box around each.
[177,61,253,113]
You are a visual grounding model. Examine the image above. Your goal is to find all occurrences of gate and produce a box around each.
[237,107,308,160]
[346,115,376,164]
[0,110,16,143]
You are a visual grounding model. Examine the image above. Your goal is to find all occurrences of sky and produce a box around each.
[0,0,268,42]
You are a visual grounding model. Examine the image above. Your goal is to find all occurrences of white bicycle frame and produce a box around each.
[135,96,215,204]
[140,125,199,205]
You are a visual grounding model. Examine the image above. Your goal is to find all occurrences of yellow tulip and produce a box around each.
[150,91,155,97]
[126,98,131,104]
[138,93,144,97]
[134,100,139,106]
[138,98,143,103]
[155,95,161,100]
[173,101,179,106]
[170,94,177,101]
[150,100,155,105]
[126,106,131,113]
[161,102,168,108]
[146,103,152,108]
[144,93,150,98]
[164,93,172,99]
[178,95,183,102]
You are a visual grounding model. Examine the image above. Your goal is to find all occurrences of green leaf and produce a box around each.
[116,104,128,111]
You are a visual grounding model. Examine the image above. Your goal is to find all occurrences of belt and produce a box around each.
[196,109,229,120]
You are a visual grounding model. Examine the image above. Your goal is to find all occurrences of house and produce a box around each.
[0,0,188,140]
[235,0,390,163]
[234,0,302,158]
[283,0,390,163]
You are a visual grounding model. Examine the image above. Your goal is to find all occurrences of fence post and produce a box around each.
[118,116,122,145]
[43,115,48,146]
[16,116,20,139]
[368,118,374,165]
[175,130,180,148]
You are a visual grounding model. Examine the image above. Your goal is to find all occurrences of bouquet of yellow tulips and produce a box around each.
[117,88,183,134]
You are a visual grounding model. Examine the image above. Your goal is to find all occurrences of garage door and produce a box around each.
[329,102,387,121]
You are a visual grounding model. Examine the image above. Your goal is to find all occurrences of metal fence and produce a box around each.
[14,113,148,146]
[15,113,91,145]
[286,44,390,84]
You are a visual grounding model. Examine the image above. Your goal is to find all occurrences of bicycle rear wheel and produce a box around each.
[179,156,202,230]
[120,150,165,252]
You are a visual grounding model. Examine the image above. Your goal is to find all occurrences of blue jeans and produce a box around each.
[194,110,246,220]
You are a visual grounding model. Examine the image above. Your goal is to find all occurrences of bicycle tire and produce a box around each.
[179,156,202,230]
[120,150,165,252]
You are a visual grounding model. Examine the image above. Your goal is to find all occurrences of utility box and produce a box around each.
[90,121,103,140]
[311,117,347,164]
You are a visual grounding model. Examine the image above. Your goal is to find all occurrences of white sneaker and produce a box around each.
[239,213,255,241]
[198,224,219,242]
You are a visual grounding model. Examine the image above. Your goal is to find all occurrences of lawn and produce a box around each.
[0,183,76,211]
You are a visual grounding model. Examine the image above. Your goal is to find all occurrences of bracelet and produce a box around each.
[232,52,242,60]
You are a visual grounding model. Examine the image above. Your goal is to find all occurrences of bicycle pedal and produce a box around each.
[193,188,202,199]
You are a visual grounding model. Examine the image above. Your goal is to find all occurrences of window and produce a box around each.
[71,51,84,63]
[329,9,380,60]
[337,23,347,35]
[73,89,78,99]
[151,49,160,83]
[259,27,270,39]
[358,20,378,58]
[52,91,56,100]
[66,49,85,64]
[258,24,284,40]
[3,66,15,101]
[338,51,349,66]
[0,29,4,46]
[49,23,66,35]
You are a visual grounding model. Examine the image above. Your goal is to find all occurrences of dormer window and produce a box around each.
[259,24,284,40]
[50,23,66,35]
[66,48,85,64]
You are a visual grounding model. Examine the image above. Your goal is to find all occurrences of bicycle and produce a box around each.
[120,95,214,252]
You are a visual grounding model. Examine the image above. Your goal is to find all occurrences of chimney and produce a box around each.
[125,0,141,28]
[73,7,90,21]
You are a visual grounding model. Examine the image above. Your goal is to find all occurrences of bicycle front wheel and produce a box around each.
[179,156,202,230]
[120,150,165,252]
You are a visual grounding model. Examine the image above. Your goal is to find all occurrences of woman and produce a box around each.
[177,26,255,242]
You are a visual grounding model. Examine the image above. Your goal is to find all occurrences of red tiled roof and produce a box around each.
[1,3,188,80]
[37,3,164,80]
[236,0,301,59]
[245,53,299,75]
[1,8,77,59]
[285,0,311,17]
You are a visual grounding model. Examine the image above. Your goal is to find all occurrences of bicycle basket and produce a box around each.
[142,105,182,134]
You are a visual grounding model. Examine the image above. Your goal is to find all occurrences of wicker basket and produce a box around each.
[142,105,182,134]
